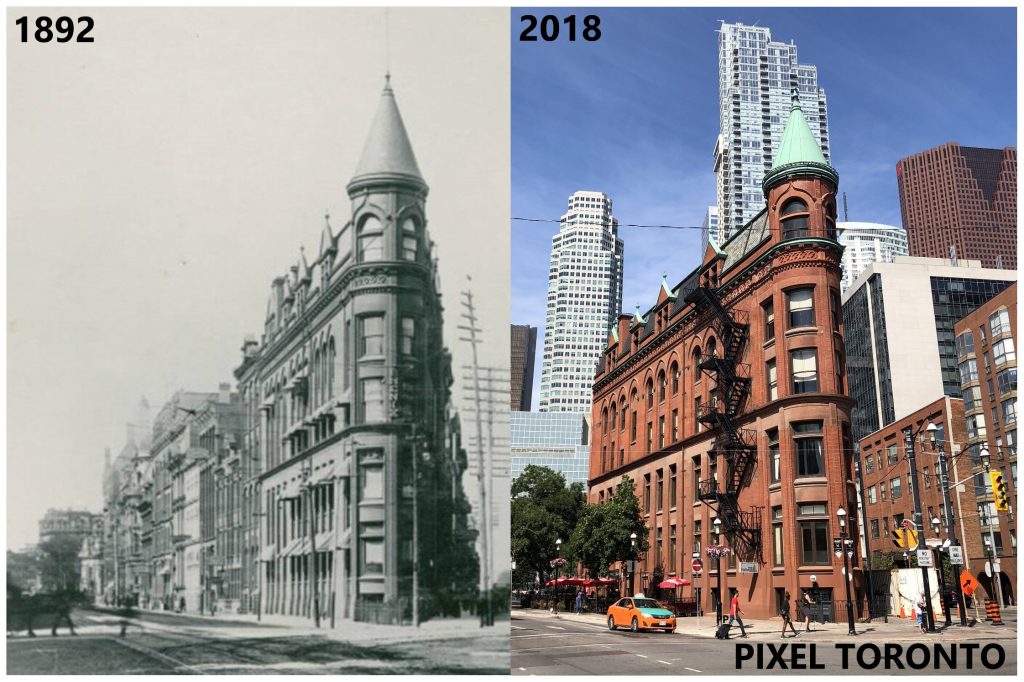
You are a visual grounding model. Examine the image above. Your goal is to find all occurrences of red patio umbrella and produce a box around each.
[658,577,691,589]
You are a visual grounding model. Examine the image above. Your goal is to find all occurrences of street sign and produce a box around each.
[739,562,758,573]
[691,558,703,574]
[960,570,979,596]
[916,549,933,567]
[948,546,964,565]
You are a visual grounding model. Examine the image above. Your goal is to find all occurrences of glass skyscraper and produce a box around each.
[510,412,590,486]
[712,21,830,246]
[837,221,909,293]
[538,191,624,412]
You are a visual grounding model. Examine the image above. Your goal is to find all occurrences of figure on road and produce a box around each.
[728,593,748,638]
[780,591,798,638]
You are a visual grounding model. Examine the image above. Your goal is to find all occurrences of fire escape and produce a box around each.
[687,284,764,562]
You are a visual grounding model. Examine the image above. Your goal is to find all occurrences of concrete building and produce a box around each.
[37,509,101,592]
[590,94,855,620]
[897,143,1017,269]
[712,21,830,246]
[539,191,624,413]
[510,412,590,486]
[38,509,100,547]
[842,256,1015,440]
[953,283,1016,604]
[510,324,537,411]
[836,221,908,293]
[234,78,478,626]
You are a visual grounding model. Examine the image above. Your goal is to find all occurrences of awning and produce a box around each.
[336,527,352,550]
[281,537,303,556]
[313,465,336,485]
[260,545,276,562]
[315,531,333,552]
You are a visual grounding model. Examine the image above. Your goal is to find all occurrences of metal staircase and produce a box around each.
[687,285,763,562]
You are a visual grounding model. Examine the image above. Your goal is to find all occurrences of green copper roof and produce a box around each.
[660,275,677,300]
[632,304,646,326]
[762,89,838,193]
[708,237,726,259]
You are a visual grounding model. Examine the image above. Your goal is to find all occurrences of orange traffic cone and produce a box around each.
[899,604,906,619]
[910,606,916,620]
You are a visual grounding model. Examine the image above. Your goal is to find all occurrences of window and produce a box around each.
[768,428,780,484]
[959,358,979,384]
[865,455,874,473]
[787,288,815,328]
[360,378,385,422]
[361,537,384,574]
[793,421,824,477]
[693,457,702,499]
[798,504,830,565]
[359,457,384,502]
[631,410,638,442]
[772,507,785,566]
[790,349,818,393]
[359,315,385,357]
[887,444,899,465]
[967,413,987,440]
[656,470,664,511]
[763,300,775,342]
[781,198,810,239]
[830,290,841,331]
[693,520,702,554]
[647,379,654,408]
[889,476,902,499]
[357,215,383,262]
[923,467,931,489]
[669,525,677,573]
[644,474,651,514]
[671,363,680,395]
[671,410,679,442]
[880,482,887,500]
[400,317,416,355]
[835,350,844,394]
[867,485,876,504]
[1002,399,1016,425]
[964,385,982,412]
[870,519,879,538]
[989,308,1011,337]
[658,371,666,402]
[669,465,677,509]
[646,422,653,452]
[401,217,418,261]
[956,332,975,358]
[997,368,1016,395]
[658,416,665,449]
[767,359,778,400]
[993,338,1015,366]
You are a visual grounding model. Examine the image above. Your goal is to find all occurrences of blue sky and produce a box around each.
[512,6,1016,409]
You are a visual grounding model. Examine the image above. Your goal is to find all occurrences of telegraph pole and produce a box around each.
[926,422,967,626]
[903,427,934,632]
[853,445,882,621]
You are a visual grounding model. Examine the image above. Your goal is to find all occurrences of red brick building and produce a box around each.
[952,283,1017,604]
[896,143,1017,269]
[588,94,858,620]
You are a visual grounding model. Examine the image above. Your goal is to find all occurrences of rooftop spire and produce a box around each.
[347,76,426,195]
[762,87,838,193]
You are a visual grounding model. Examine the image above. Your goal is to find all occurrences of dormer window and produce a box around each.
[781,198,810,240]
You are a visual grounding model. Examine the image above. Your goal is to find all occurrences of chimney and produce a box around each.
[241,334,259,359]
[616,314,632,351]
[218,382,232,404]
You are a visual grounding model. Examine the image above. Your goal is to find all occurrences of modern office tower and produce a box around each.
[510,325,537,411]
[842,256,1015,440]
[701,206,720,248]
[897,143,1017,269]
[510,412,590,486]
[837,221,909,293]
[713,21,830,245]
[538,191,624,412]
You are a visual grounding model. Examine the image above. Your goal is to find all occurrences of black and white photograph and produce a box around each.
[7,6,510,674]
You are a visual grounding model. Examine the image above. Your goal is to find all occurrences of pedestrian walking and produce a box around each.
[575,590,584,614]
[728,593,748,638]
[915,591,927,633]
[780,591,798,638]
[801,591,816,632]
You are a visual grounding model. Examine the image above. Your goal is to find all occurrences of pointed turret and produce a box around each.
[762,89,838,194]
[347,76,427,195]
[298,247,312,284]
[319,213,336,257]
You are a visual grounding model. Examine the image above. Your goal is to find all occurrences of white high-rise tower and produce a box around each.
[710,21,831,247]
[539,191,624,412]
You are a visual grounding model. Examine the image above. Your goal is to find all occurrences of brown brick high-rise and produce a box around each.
[897,143,1017,269]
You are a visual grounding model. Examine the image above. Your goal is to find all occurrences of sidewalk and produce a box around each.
[85,606,505,646]
[518,607,1017,642]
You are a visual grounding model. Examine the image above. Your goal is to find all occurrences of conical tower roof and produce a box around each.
[762,90,838,194]
[347,76,426,194]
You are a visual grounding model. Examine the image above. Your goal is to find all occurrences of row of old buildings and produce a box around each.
[86,78,480,626]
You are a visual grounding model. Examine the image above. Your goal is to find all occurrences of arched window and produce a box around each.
[401,217,419,261]
[781,198,810,240]
[671,362,680,395]
[619,398,627,431]
[327,339,336,399]
[610,402,617,431]
[692,346,702,383]
[658,371,666,402]
[358,215,383,262]
[602,407,609,432]
[646,379,654,408]
[824,202,837,240]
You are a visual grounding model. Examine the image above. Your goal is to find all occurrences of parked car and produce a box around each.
[606,596,676,633]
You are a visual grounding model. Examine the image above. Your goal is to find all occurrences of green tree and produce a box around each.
[567,475,649,579]
[511,466,586,583]
[38,535,83,592]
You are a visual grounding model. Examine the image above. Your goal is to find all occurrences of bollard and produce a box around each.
[984,599,1003,626]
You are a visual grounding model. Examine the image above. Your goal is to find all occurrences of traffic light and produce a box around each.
[990,471,1009,512]
[891,527,919,549]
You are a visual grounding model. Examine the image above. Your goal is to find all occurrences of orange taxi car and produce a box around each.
[606,596,676,633]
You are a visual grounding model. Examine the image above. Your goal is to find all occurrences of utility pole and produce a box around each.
[926,422,967,626]
[903,427,934,632]
[303,462,321,628]
[853,445,882,621]
[412,424,420,627]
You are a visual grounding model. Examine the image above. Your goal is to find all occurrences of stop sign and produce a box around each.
[691,558,704,573]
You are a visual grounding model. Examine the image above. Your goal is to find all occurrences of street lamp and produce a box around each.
[930,516,951,626]
[926,421,968,626]
[629,533,637,597]
[978,448,1005,610]
[712,518,723,625]
[836,507,857,635]
[554,538,562,614]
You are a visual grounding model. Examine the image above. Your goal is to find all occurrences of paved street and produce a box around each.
[7,608,509,674]
[512,609,1016,675]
